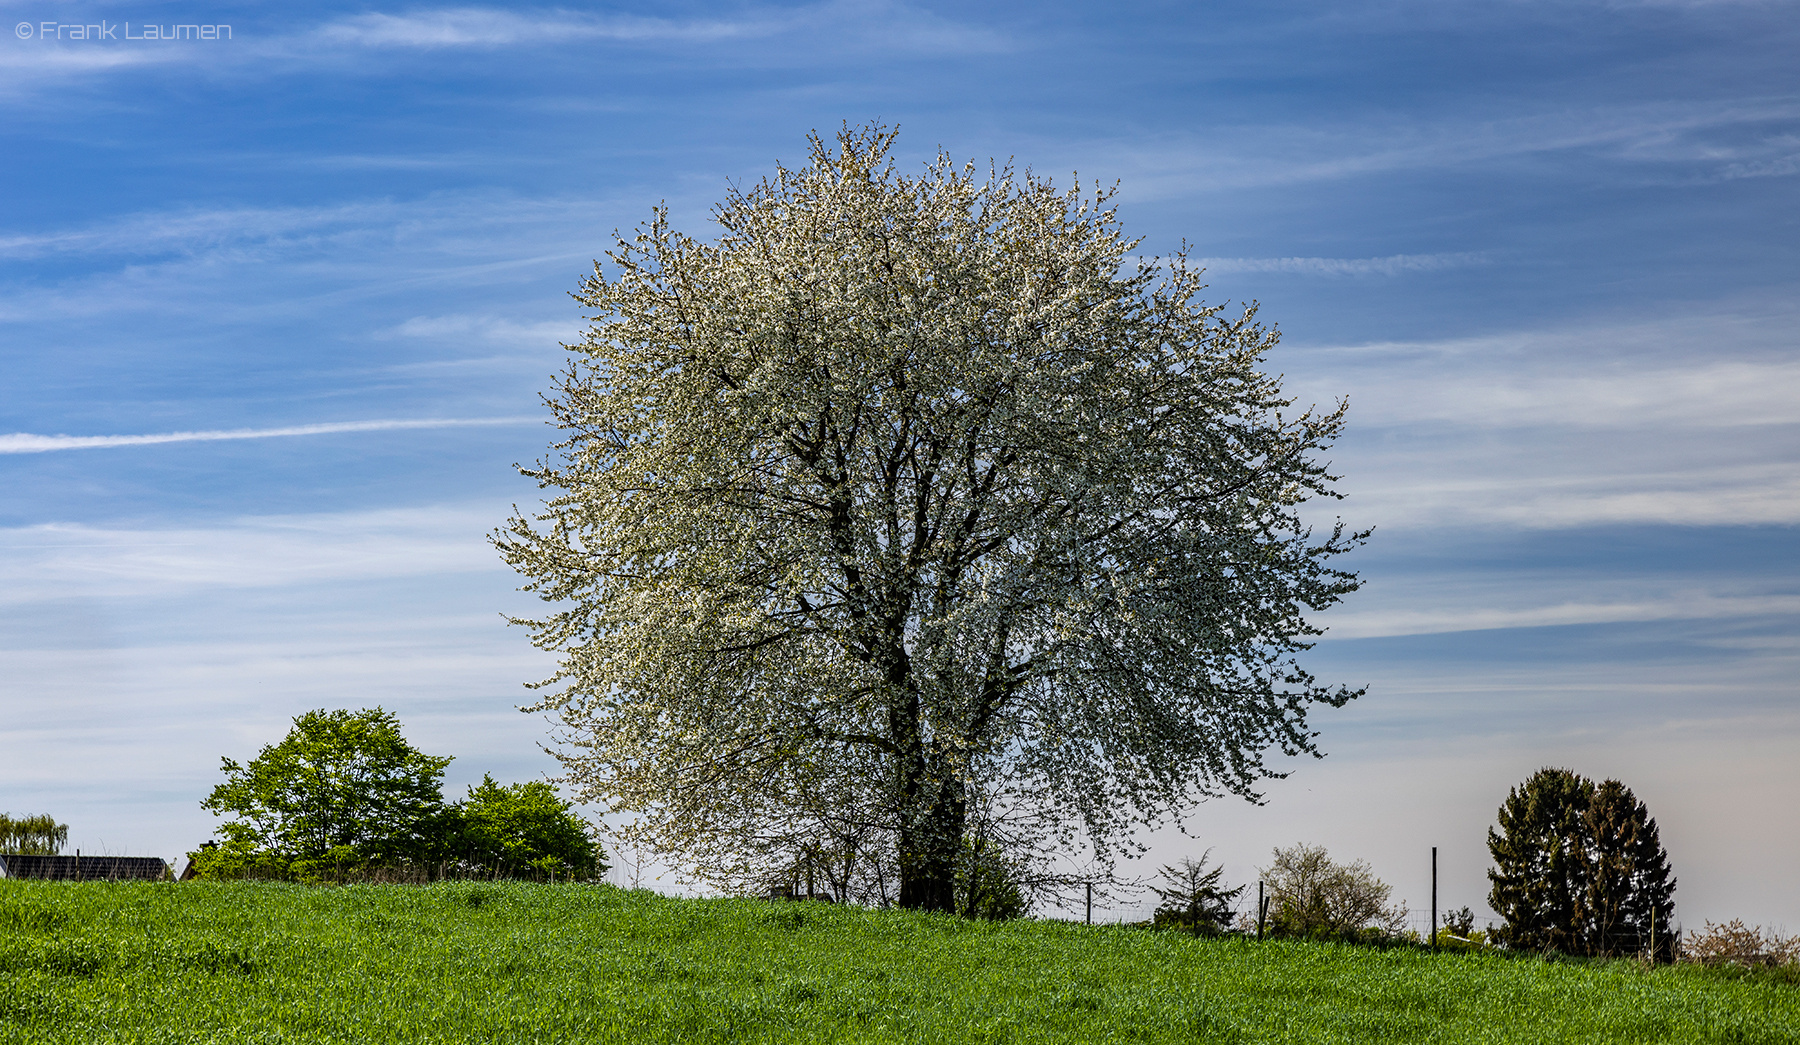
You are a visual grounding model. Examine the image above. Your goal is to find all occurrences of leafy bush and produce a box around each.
[199,707,452,880]
[1684,920,1799,968]
[1260,843,1407,940]
[954,837,1027,920]
[1430,906,1492,949]
[184,840,296,881]
[191,709,603,883]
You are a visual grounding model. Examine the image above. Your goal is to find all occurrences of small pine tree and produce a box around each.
[1150,852,1244,935]
[1442,905,1478,938]
[1488,768,1675,957]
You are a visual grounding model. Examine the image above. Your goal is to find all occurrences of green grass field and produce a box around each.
[1,879,1793,1044]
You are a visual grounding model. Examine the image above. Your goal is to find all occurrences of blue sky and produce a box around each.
[2,0,1796,929]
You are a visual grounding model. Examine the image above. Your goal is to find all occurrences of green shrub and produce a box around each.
[954,837,1026,920]
[1260,843,1407,940]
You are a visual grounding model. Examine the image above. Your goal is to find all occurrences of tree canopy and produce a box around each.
[455,775,605,881]
[196,709,606,883]
[200,707,452,879]
[0,813,68,856]
[497,124,1365,911]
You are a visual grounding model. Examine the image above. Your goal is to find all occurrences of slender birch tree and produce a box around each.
[496,124,1366,912]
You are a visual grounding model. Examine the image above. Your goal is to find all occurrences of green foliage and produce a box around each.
[952,837,1026,920]
[1429,906,1492,950]
[0,814,67,856]
[1150,852,1245,936]
[452,775,607,881]
[2,879,1798,1044]
[197,707,452,880]
[183,840,294,881]
[1261,843,1408,940]
[1488,768,1676,958]
[1442,905,1478,937]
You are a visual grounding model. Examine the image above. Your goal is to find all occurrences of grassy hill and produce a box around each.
[1,879,1794,1043]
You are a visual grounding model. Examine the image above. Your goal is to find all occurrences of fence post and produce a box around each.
[1085,881,1092,925]
[1431,846,1437,952]
[1257,880,1265,940]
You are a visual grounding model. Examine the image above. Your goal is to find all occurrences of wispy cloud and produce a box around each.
[1092,97,1800,197]
[307,7,763,49]
[1284,305,1800,429]
[0,505,507,600]
[1271,304,1800,532]
[0,0,1013,97]
[0,194,616,262]
[0,201,404,260]
[1325,592,1800,639]
[0,193,621,325]
[387,313,577,347]
[299,1,1011,55]
[1339,459,1800,530]
[0,417,538,454]
[1313,357,1800,430]
[1192,252,1487,277]
[1715,150,1800,181]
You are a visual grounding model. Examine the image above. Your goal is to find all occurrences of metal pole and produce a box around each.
[1431,846,1438,952]
[1085,882,1092,925]
[1257,880,1265,940]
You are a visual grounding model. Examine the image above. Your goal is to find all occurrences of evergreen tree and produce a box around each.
[1488,768,1676,957]
[1150,852,1245,935]
[1599,780,1676,960]
[1489,768,1591,953]
[1582,778,1637,956]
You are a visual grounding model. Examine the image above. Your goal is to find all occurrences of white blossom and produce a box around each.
[495,124,1366,910]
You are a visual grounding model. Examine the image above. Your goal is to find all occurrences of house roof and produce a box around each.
[0,854,170,881]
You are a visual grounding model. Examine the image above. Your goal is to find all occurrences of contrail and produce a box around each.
[0,416,541,454]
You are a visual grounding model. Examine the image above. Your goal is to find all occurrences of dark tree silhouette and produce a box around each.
[1488,768,1675,958]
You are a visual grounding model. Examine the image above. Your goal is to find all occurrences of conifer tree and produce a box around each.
[1601,780,1676,960]
[1488,768,1676,957]
[1489,768,1591,953]
[1150,852,1245,935]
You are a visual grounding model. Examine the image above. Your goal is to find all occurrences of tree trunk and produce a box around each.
[896,779,965,912]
